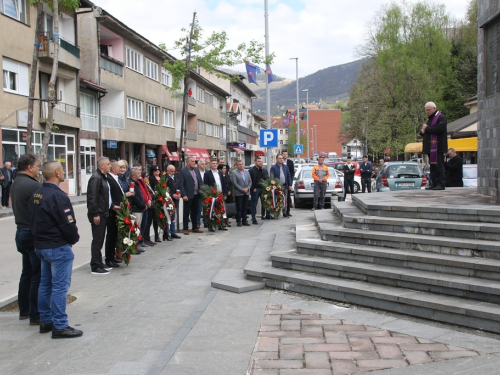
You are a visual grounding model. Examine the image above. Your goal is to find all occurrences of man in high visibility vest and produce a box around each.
[311,156,330,211]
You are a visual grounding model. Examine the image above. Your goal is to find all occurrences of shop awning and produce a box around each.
[162,145,179,161]
[230,147,244,154]
[404,142,422,153]
[255,151,266,156]
[182,147,211,160]
[449,137,477,152]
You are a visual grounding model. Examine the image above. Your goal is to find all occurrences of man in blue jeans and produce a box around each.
[11,154,41,324]
[30,161,82,339]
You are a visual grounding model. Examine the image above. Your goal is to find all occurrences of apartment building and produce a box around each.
[1,1,82,195]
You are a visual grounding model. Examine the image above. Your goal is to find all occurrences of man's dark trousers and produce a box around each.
[429,153,445,188]
[104,209,118,263]
[16,228,40,322]
[183,195,200,230]
[2,183,11,207]
[90,215,108,270]
[361,177,371,193]
[236,194,249,224]
[250,188,263,221]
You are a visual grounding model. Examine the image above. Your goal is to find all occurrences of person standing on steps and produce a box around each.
[311,155,330,211]
[421,101,447,190]
[29,161,82,339]
[343,156,355,200]
[359,155,373,193]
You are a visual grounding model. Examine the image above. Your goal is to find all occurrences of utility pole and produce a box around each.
[303,89,309,160]
[265,0,272,171]
[290,57,299,161]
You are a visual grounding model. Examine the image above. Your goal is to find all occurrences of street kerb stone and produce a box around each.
[248,303,484,374]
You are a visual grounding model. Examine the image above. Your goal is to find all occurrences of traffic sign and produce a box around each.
[260,129,278,148]
[294,144,304,155]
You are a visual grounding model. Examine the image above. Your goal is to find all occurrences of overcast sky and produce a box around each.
[94,0,471,79]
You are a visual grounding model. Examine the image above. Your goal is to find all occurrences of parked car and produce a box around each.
[293,167,343,208]
[374,161,428,192]
[462,164,477,187]
[327,161,363,193]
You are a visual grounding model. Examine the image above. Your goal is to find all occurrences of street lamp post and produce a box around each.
[302,89,309,160]
[314,124,317,157]
[290,57,299,161]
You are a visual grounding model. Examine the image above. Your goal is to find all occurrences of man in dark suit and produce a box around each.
[166,164,182,239]
[104,160,129,268]
[178,156,204,235]
[204,158,228,232]
[249,157,269,223]
[271,154,293,218]
[282,151,295,217]
[1,161,14,208]
[231,159,252,227]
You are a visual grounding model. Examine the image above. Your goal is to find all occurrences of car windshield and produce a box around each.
[302,168,335,179]
[387,165,421,177]
[463,166,477,179]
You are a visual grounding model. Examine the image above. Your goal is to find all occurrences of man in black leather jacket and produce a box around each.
[86,157,114,275]
[445,148,463,187]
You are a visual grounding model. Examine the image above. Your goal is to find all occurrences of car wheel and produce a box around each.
[354,182,360,194]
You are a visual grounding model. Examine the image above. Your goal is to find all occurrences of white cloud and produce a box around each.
[93,0,471,79]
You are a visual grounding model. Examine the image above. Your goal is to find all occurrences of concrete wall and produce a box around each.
[478,1,500,196]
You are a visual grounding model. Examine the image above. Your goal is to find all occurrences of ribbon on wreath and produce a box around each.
[163,202,172,224]
[271,188,276,208]
[209,197,217,219]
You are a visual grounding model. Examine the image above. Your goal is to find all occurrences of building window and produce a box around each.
[1,0,27,23]
[162,108,174,127]
[197,120,205,134]
[127,98,143,121]
[279,140,283,145]
[145,58,158,81]
[196,87,204,102]
[205,92,213,107]
[146,103,159,125]
[2,58,28,96]
[206,122,213,137]
[213,96,219,110]
[125,46,143,73]
[80,93,98,132]
[280,129,284,135]
[161,68,172,87]
[214,124,220,138]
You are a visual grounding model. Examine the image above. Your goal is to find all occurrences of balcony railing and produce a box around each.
[102,111,124,129]
[101,54,123,76]
[187,132,197,140]
[40,101,79,118]
[188,96,196,107]
[81,113,98,132]
[220,111,226,119]
[220,137,226,145]
[39,32,80,58]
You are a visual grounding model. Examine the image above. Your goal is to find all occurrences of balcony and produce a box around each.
[187,132,197,141]
[101,54,123,76]
[40,101,81,129]
[220,138,226,146]
[38,32,81,70]
[220,111,226,119]
[188,96,197,107]
[102,112,124,129]
[81,113,98,132]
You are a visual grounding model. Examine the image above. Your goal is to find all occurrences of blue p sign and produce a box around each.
[260,129,278,148]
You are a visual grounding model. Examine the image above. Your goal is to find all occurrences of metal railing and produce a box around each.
[101,111,124,129]
[39,32,80,58]
[187,132,197,140]
[188,96,196,107]
[81,113,98,132]
[101,54,123,76]
[40,101,79,118]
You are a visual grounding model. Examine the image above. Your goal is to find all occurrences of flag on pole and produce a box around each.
[266,64,274,83]
[245,61,260,85]
[283,117,289,127]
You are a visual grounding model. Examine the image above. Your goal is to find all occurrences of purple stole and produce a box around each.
[429,111,441,164]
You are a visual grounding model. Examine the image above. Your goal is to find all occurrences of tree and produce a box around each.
[160,13,273,165]
[26,0,80,161]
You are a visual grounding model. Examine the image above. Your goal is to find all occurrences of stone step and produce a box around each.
[334,200,500,241]
[243,264,500,334]
[352,194,500,224]
[316,213,500,259]
[296,239,500,281]
[271,251,500,303]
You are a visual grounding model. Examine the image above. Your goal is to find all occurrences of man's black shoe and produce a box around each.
[155,237,162,243]
[136,247,145,253]
[100,263,113,271]
[40,322,53,333]
[433,186,445,190]
[114,258,123,263]
[52,326,83,339]
[242,222,251,226]
[91,267,110,275]
[171,234,181,239]
[165,236,173,241]
[29,320,41,326]
[252,220,258,225]
[425,185,434,190]
[105,260,120,268]
[220,226,228,231]
[261,216,266,220]
[237,223,242,227]
[208,226,215,232]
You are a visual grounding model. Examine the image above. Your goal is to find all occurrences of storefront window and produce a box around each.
[2,129,18,142]
[2,144,18,164]
[67,136,75,152]
[55,135,65,145]
[67,154,74,179]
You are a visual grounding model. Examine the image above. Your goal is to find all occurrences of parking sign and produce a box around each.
[260,129,278,148]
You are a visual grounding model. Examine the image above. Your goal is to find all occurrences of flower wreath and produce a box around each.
[115,196,141,264]
[154,175,175,230]
[260,177,285,219]
[200,184,225,229]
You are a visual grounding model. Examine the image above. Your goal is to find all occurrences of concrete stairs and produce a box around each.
[244,191,500,334]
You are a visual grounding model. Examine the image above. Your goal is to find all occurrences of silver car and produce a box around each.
[462,164,477,187]
[293,167,343,208]
[374,161,427,192]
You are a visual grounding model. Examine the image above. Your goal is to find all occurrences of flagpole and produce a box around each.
[265,0,272,171]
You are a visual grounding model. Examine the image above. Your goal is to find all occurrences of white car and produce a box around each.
[293,166,343,208]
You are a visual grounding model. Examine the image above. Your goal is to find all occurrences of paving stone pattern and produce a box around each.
[248,303,481,374]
